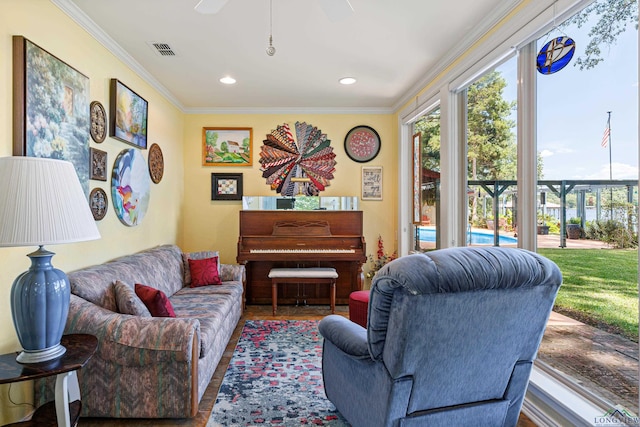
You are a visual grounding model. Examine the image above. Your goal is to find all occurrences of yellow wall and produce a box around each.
[182,114,398,268]
[0,1,185,422]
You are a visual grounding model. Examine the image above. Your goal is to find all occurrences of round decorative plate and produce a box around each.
[259,121,336,196]
[90,101,107,143]
[344,125,381,163]
[89,187,108,220]
[111,148,151,226]
[148,143,164,184]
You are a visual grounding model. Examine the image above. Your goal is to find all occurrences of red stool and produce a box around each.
[349,290,370,328]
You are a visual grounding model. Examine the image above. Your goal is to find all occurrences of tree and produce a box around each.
[563,0,638,70]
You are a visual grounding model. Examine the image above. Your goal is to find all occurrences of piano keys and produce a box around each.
[237,210,366,306]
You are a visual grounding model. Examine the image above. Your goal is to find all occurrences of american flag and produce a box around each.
[601,124,610,148]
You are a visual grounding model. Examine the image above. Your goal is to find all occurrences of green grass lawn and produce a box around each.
[538,248,638,342]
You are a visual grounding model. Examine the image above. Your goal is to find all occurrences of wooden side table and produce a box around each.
[0,334,97,427]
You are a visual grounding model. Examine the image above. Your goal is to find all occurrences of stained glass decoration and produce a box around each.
[259,122,336,196]
[537,36,576,75]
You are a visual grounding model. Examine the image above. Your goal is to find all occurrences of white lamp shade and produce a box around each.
[0,157,101,247]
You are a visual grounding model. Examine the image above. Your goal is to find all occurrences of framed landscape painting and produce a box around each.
[203,127,253,166]
[110,79,148,149]
[12,35,91,195]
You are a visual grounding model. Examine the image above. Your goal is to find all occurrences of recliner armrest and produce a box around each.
[318,315,370,358]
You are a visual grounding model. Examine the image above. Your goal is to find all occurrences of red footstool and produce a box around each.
[349,290,370,328]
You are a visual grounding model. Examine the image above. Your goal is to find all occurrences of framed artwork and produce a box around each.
[109,79,148,149]
[412,132,422,224]
[12,36,91,195]
[111,148,151,226]
[211,173,243,201]
[90,147,107,181]
[361,166,383,201]
[344,125,381,163]
[203,127,253,166]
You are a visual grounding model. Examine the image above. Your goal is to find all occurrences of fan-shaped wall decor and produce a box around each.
[259,122,336,196]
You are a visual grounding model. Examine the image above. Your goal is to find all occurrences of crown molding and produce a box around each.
[183,106,394,115]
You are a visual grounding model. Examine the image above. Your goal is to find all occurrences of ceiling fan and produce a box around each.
[194,0,354,22]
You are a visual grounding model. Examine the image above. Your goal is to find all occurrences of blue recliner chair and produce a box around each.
[319,247,562,427]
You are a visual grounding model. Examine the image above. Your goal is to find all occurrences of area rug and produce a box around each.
[208,320,350,426]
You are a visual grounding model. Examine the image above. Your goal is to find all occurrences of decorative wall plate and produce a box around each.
[90,101,107,143]
[89,187,108,220]
[90,147,107,181]
[259,122,336,197]
[344,125,381,163]
[148,143,164,184]
[111,148,150,226]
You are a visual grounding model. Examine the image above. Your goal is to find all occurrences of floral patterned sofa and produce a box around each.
[35,244,244,419]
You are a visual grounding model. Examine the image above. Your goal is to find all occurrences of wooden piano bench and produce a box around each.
[268,267,338,316]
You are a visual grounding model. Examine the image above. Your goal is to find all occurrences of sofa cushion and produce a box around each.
[188,257,222,287]
[114,280,152,317]
[171,283,243,358]
[135,283,176,317]
[183,250,220,286]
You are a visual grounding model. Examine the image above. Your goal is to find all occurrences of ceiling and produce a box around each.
[56,0,518,112]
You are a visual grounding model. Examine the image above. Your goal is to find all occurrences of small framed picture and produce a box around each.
[211,173,243,201]
[203,127,253,166]
[109,79,148,149]
[362,166,382,201]
[90,147,107,181]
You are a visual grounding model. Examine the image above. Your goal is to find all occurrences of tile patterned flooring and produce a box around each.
[78,304,536,426]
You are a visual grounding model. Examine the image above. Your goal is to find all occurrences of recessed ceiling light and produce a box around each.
[220,76,236,85]
[339,77,356,85]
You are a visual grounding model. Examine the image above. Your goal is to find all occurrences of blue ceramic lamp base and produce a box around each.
[11,246,70,364]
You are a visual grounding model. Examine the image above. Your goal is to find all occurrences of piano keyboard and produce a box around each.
[249,248,356,253]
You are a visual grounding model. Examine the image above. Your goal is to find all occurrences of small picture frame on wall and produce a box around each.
[362,166,382,201]
[211,173,243,201]
[90,147,107,181]
[109,79,148,149]
[203,127,253,166]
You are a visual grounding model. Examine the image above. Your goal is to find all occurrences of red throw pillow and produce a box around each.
[188,256,222,287]
[134,283,176,317]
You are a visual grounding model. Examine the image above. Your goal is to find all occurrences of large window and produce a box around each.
[466,58,518,247]
[403,0,639,420]
[535,1,639,413]
[413,107,441,250]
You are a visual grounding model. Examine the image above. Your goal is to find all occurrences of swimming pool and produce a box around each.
[419,227,518,245]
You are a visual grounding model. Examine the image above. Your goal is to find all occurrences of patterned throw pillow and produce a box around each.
[182,250,220,286]
[188,257,222,287]
[113,280,152,317]
[134,283,176,317]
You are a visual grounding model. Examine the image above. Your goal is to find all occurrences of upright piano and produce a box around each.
[237,210,366,306]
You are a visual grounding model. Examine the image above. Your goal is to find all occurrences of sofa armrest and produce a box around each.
[66,294,200,365]
[318,315,370,358]
[220,263,245,283]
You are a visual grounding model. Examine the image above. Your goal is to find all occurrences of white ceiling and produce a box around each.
[56,0,519,112]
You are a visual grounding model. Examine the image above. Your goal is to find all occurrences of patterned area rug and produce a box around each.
[208,320,350,426]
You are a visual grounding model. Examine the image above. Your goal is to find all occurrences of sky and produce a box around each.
[498,10,638,181]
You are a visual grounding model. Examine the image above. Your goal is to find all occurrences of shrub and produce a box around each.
[585,219,638,249]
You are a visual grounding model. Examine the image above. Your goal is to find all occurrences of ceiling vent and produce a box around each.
[147,42,178,57]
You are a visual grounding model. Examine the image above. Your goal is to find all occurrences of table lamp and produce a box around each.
[0,157,101,363]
